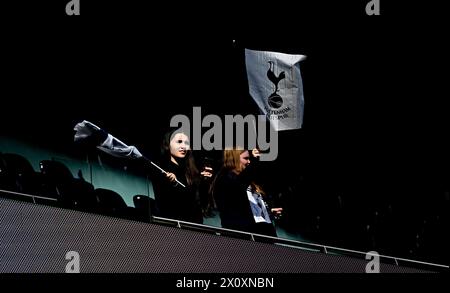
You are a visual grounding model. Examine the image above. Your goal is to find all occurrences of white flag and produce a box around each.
[74,120,143,159]
[74,120,186,187]
[245,49,306,131]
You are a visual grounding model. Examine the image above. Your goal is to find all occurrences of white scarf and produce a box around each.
[246,186,271,224]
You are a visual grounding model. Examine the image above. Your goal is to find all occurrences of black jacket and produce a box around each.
[151,160,203,224]
[214,158,276,236]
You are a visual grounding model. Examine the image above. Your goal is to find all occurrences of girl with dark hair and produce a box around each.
[152,129,212,224]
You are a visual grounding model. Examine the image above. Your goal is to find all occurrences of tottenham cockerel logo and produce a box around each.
[266,61,286,109]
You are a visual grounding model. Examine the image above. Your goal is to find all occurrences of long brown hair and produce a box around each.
[161,129,199,186]
[211,148,265,196]
[222,149,246,174]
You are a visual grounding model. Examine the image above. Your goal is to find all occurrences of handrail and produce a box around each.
[0,188,58,203]
[152,215,450,270]
[1,189,448,271]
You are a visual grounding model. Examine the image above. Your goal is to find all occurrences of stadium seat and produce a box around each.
[0,153,44,200]
[133,194,157,222]
[39,159,97,211]
[94,188,138,220]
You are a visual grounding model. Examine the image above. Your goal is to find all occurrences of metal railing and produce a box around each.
[151,216,449,271]
[0,188,58,203]
[1,188,448,272]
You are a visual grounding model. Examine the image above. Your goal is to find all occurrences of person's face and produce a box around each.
[239,150,250,170]
[170,133,190,159]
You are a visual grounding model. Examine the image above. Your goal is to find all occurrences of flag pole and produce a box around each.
[143,157,186,188]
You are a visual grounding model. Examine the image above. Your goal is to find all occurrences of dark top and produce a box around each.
[213,157,277,236]
[151,160,203,224]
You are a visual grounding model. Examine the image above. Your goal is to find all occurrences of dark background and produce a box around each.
[2,11,448,189]
[1,1,449,263]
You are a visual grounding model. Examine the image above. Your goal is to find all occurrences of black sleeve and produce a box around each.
[139,158,188,193]
[235,155,261,186]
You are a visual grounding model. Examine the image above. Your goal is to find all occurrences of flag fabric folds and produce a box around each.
[245,49,307,131]
[74,120,143,159]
